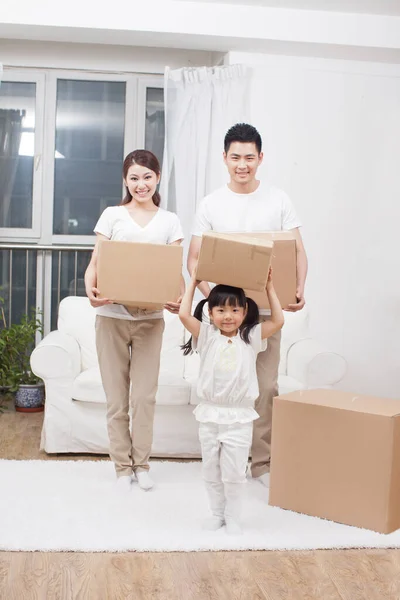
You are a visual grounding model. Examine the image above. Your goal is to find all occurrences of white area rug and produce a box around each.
[1,459,400,552]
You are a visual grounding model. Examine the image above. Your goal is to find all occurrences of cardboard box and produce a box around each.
[196,231,274,292]
[269,389,400,534]
[97,240,182,310]
[239,232,297,309]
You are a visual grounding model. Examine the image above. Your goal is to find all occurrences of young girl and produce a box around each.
[179,268,284,535]
[85,150,184,493]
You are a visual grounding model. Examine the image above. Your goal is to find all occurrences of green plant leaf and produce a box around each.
[0,308,43,388]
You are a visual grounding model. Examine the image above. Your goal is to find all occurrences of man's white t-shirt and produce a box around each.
[193,181,301,236]
[94,205,183,321]
[192,181,301,315]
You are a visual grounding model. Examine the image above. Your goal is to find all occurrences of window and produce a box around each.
[0,69,164,332]
[53,79,126,236]
[0,77,43,234]
[145,87,165,167]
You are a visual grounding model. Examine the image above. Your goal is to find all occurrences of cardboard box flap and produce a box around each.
[203,231,274,253]
[228,231,295,242]
[277,389,400,417]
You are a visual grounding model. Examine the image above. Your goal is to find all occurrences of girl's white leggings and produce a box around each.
[198,421,253,521]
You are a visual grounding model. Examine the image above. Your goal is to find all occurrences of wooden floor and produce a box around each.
[1,402,400,600]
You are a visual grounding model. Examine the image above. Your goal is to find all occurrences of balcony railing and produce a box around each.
[0,244,93,336]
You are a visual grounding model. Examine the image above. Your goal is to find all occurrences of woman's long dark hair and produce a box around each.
[181,284,259,356]
[120,149,161,207]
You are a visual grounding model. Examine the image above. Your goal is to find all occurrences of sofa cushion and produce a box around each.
[58,297,98,371]
[279,308,310,375]
[277,375,306,395]
[160,311,185,377]
[72,367,104,403]
[157,370,191,405]
[72,367,190,406]
[58,297,185,376]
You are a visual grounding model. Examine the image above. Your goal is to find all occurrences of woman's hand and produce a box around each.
[87,287,113,308]
[164,296,182,314]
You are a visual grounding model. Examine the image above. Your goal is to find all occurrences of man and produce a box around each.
[187,123,308,486]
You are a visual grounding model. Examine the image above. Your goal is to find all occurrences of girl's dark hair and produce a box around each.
[120,149,161,207]
[181,284,259,356]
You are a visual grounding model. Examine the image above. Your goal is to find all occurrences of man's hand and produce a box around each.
[285,288,305,312]
[164,296,182,314]
[87,287,113,308]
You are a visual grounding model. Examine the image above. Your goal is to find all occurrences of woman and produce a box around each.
[85,150,184,492]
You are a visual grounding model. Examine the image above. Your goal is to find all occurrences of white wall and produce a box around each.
[228,52,400,399]
[0,39,214,72]
[1,0,400,61]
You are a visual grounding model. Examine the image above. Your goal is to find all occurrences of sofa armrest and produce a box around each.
[286,338,347,387]
[30,330,81,380]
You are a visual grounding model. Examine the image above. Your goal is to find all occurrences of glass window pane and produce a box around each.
[53,80,126,235]
[0,81,36,229]
[145,88,165,167]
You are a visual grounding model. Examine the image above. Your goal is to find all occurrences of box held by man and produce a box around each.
[239,231,297,309]
[196,231,274,292]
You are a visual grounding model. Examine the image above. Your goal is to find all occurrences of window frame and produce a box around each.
[0,69,46,241]
[45,70,137,246]
[0,68,165,335]
[0,69,164,245]
[50,73,163,245]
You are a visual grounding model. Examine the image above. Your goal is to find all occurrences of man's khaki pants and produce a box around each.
[251,321,281,478]
[95,315,164,478]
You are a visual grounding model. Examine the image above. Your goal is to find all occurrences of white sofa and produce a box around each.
[31,296,347,457]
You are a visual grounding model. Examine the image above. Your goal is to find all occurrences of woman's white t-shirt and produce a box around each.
[193,322,267,425]
[94,205,183,321]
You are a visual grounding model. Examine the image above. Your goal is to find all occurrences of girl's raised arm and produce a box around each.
[179,269,202,338]
[261,268,285,340]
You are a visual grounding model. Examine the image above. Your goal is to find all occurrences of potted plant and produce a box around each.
[0,300,45,412]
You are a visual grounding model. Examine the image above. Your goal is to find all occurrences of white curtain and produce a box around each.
[160,64,251,241]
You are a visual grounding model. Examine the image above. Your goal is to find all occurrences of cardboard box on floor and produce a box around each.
[269,389,400,534]
[238,232,297,309]
[97,240,182,310]
[196,231,274,292]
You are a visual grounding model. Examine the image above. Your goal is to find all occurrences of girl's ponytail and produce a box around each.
[240,297,260,343]
[180,299,207,356]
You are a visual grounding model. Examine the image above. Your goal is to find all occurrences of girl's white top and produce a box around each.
[193,322,267,425]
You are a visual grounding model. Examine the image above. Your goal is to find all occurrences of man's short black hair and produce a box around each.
[224,123,262,154]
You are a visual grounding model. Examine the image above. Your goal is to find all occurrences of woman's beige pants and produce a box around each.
[95,315,164,477]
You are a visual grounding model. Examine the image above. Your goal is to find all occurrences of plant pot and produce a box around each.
[15,383,45,413]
